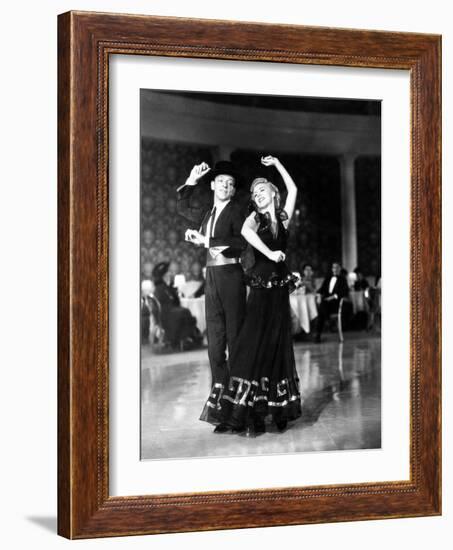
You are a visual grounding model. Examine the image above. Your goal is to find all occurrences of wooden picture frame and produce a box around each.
[58,10,441,539]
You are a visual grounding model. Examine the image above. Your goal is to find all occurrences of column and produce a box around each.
[340,154,358,272]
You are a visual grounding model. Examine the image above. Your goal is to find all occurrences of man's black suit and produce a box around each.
[315,274,349,337]
[177,186,246,385]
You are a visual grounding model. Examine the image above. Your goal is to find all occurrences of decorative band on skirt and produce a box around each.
[200,374,302,428]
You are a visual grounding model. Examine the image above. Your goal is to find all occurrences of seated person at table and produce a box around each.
[299,263,316,293]
[141,279,154,342]
[152,262,202,350]
[141,279,164,345]
[353,266,370,291]
[189,260,204,282]
[366,276,381,331]
[314,261,349,343]
[188,260,206,298]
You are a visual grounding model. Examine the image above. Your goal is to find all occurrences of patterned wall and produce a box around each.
[141,139,215,280]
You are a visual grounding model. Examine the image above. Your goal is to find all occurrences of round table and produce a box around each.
[289,290,318,333]
[180,296,206,334]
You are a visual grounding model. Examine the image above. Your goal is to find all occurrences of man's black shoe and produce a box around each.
[231,425,246,433]
[253,419,266,434]
[213,424,229,433]
[276,419,288,432]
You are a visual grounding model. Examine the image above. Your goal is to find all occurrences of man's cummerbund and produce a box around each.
[206,253,240,267]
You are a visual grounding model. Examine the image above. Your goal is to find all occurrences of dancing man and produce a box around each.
[177,161,246,400]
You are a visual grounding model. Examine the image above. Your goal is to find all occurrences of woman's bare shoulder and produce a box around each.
[244,211,259,228]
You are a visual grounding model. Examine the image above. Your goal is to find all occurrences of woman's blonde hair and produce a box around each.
[250,177,281,211]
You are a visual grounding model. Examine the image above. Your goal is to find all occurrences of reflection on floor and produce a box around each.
[141,334,381,460]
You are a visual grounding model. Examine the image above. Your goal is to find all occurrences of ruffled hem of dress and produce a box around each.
[244,271,299,293]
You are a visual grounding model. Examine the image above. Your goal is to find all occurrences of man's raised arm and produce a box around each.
[176,162,211,225]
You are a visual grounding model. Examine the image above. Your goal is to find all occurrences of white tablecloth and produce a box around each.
[181,296,206,334]
[180,280,203,298]
[289,290,318,333]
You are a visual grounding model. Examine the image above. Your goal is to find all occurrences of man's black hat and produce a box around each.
[209,160,240,186]
[152,261,169,282]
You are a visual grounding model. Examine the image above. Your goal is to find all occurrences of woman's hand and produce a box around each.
[261,155,280,168]
[268,250,286,263]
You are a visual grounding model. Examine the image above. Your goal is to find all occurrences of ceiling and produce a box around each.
[153,90,381,116]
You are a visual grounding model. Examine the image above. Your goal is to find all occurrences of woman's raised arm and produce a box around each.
[261,155,298,224]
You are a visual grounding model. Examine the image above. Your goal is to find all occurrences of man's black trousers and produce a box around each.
[205,264,246,384]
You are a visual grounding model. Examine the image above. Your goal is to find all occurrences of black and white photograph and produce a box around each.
[3,0,447,546]
[140,89,381,460]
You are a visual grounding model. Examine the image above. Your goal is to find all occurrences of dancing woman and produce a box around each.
[200,155,302,435]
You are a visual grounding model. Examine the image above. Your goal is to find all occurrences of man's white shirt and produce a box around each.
[328,276,337,294]
[205,200,230,258]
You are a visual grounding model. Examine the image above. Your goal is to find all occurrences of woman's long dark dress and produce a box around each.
[200,211,302,431]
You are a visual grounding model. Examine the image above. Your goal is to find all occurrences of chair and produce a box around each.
[366,287,381,333]
[327,297,347,342]
[142,293,166,348]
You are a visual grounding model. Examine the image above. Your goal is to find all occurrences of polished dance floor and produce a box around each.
[141,334,381,460]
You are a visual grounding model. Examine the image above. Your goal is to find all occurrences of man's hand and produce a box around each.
[189,230,207,246]
[186,162,211,186]
[324,295,336,302]
[185,229,207,246]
